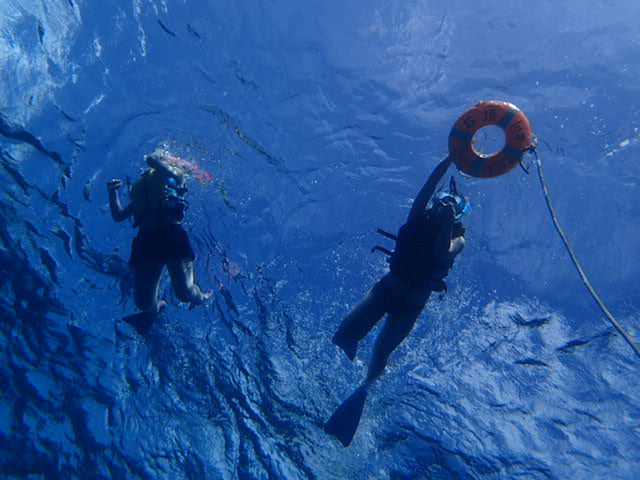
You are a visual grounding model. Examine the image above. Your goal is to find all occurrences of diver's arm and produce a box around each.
[408,156,453,221]
[107,179,134,222]
[449,236,466,256]
[145,149,185,183]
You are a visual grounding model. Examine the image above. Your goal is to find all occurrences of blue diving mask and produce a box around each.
[433,191,471,220]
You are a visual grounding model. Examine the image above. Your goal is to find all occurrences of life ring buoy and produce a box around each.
[448,101,533,178]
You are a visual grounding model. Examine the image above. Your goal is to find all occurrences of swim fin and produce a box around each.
[122,312,156,335]
[324,386,368,447]
[332,332,358,361]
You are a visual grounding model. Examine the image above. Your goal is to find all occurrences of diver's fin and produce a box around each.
[324,386,368,447]
[122,301,166,335]
[122,312,156,335]
[332,332,358,361]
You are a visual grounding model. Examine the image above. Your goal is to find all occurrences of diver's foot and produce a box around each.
[332,333,358,361]
[188,291,213,311]
[157,300,167,313]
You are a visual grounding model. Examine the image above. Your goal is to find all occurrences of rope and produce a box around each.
[532,147,640,360]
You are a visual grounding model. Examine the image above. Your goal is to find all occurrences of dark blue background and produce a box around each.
[1,1,639,478]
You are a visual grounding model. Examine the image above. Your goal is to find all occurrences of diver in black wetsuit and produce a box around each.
[325,156,469,446]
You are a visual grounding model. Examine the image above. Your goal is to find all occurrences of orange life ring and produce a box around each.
[448,101,533,178]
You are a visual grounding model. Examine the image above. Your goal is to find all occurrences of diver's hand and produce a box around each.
[107,179,123,191]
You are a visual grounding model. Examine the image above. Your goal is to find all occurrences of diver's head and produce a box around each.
[432,191,470,220]
[145,147,168,163]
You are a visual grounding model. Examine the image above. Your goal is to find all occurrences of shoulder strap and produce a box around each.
[371,245,394,256]
[135,170,162,227]
[371,228,398,262]
[376,228,397,241]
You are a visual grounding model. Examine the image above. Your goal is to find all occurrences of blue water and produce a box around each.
[1,1,639,478]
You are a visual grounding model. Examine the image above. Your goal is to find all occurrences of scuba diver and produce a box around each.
[324,156,469,447]
[107,148,211,333]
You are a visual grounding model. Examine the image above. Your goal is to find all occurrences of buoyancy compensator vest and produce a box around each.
[374,212,459,291]
[130,169,188,227]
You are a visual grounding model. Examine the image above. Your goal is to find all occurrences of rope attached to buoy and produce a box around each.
[531,145,640,360]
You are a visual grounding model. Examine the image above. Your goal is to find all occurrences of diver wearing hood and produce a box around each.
[325,156,468,446]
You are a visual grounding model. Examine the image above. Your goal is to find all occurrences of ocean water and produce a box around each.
[1,0,639,478]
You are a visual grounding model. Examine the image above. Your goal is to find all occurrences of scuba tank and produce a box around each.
[131,169,188,227]
[163,176,188,219]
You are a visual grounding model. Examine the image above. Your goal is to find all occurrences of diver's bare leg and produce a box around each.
[166,259,208,305]
[332,281,394,360]
[133,263,164,314]
[365,309,420,385]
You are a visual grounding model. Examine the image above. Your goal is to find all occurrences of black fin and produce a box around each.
[122,312,156,335]
[332,332,358,361]
[324,386,368,447]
